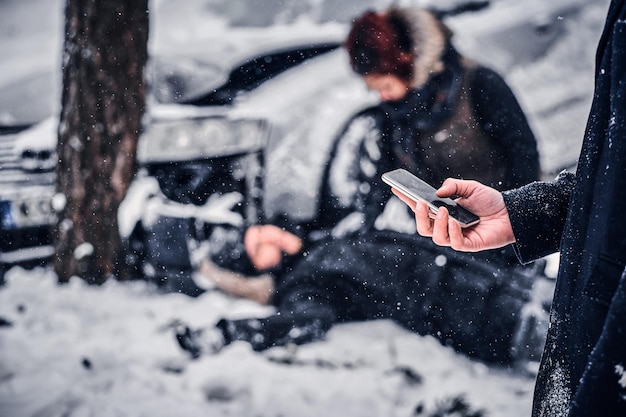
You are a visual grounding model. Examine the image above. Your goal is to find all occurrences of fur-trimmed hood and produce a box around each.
[390,8,450,89]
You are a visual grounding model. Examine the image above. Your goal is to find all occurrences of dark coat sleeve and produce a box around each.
[470,67,541,188]
[501,170,576,263]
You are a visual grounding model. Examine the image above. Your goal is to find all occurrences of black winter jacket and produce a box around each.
[321,50,539,239]
[502,1,626,415]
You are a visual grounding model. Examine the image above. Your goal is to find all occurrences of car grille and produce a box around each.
[0,131,56,189]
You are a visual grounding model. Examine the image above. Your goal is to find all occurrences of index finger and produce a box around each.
[391,188,417,211]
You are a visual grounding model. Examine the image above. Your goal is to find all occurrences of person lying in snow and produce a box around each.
[176,6,551,365]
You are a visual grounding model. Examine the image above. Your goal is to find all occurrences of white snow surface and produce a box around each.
[0,0,612,416]
[0,268,536,417]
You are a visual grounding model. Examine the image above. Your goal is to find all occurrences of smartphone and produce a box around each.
[381,168,480,228]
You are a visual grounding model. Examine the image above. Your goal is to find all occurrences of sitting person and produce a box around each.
[177,6,549,365]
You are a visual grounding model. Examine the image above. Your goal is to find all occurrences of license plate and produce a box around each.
[1,191,55,229]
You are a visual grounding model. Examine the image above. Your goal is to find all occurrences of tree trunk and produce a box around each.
[55,0,149,284]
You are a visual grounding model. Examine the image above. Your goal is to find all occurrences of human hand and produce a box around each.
[392,178,515,252]
[244,224,303,270]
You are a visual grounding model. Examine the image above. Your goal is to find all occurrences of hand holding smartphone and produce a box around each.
[381,169,480,228]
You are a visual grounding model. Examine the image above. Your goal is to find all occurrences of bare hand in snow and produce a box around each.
[244,224,303,270]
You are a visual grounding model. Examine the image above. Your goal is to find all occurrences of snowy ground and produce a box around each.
[0,267,537,417]
[0,0,613,416]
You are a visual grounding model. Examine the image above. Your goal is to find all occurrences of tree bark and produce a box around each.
[55,0,149,284]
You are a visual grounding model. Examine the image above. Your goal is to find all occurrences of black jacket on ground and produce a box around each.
[502,1,626,415]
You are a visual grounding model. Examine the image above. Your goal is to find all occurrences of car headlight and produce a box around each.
[20,148,57,172]
[138,117,268,163]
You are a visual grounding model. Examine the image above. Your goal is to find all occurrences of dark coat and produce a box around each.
[319,49,540,235]
[502,1,626,415]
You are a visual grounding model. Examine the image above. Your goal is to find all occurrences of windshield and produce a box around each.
[149,58,225,104]
[153,43,340,105]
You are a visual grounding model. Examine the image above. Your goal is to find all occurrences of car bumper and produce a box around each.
[0,243,54,265]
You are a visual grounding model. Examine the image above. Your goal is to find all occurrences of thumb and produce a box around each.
[437,178,480,199]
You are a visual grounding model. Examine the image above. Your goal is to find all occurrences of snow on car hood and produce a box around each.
[12,117,57,155]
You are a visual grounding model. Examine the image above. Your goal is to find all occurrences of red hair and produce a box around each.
[344,10,414,83]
